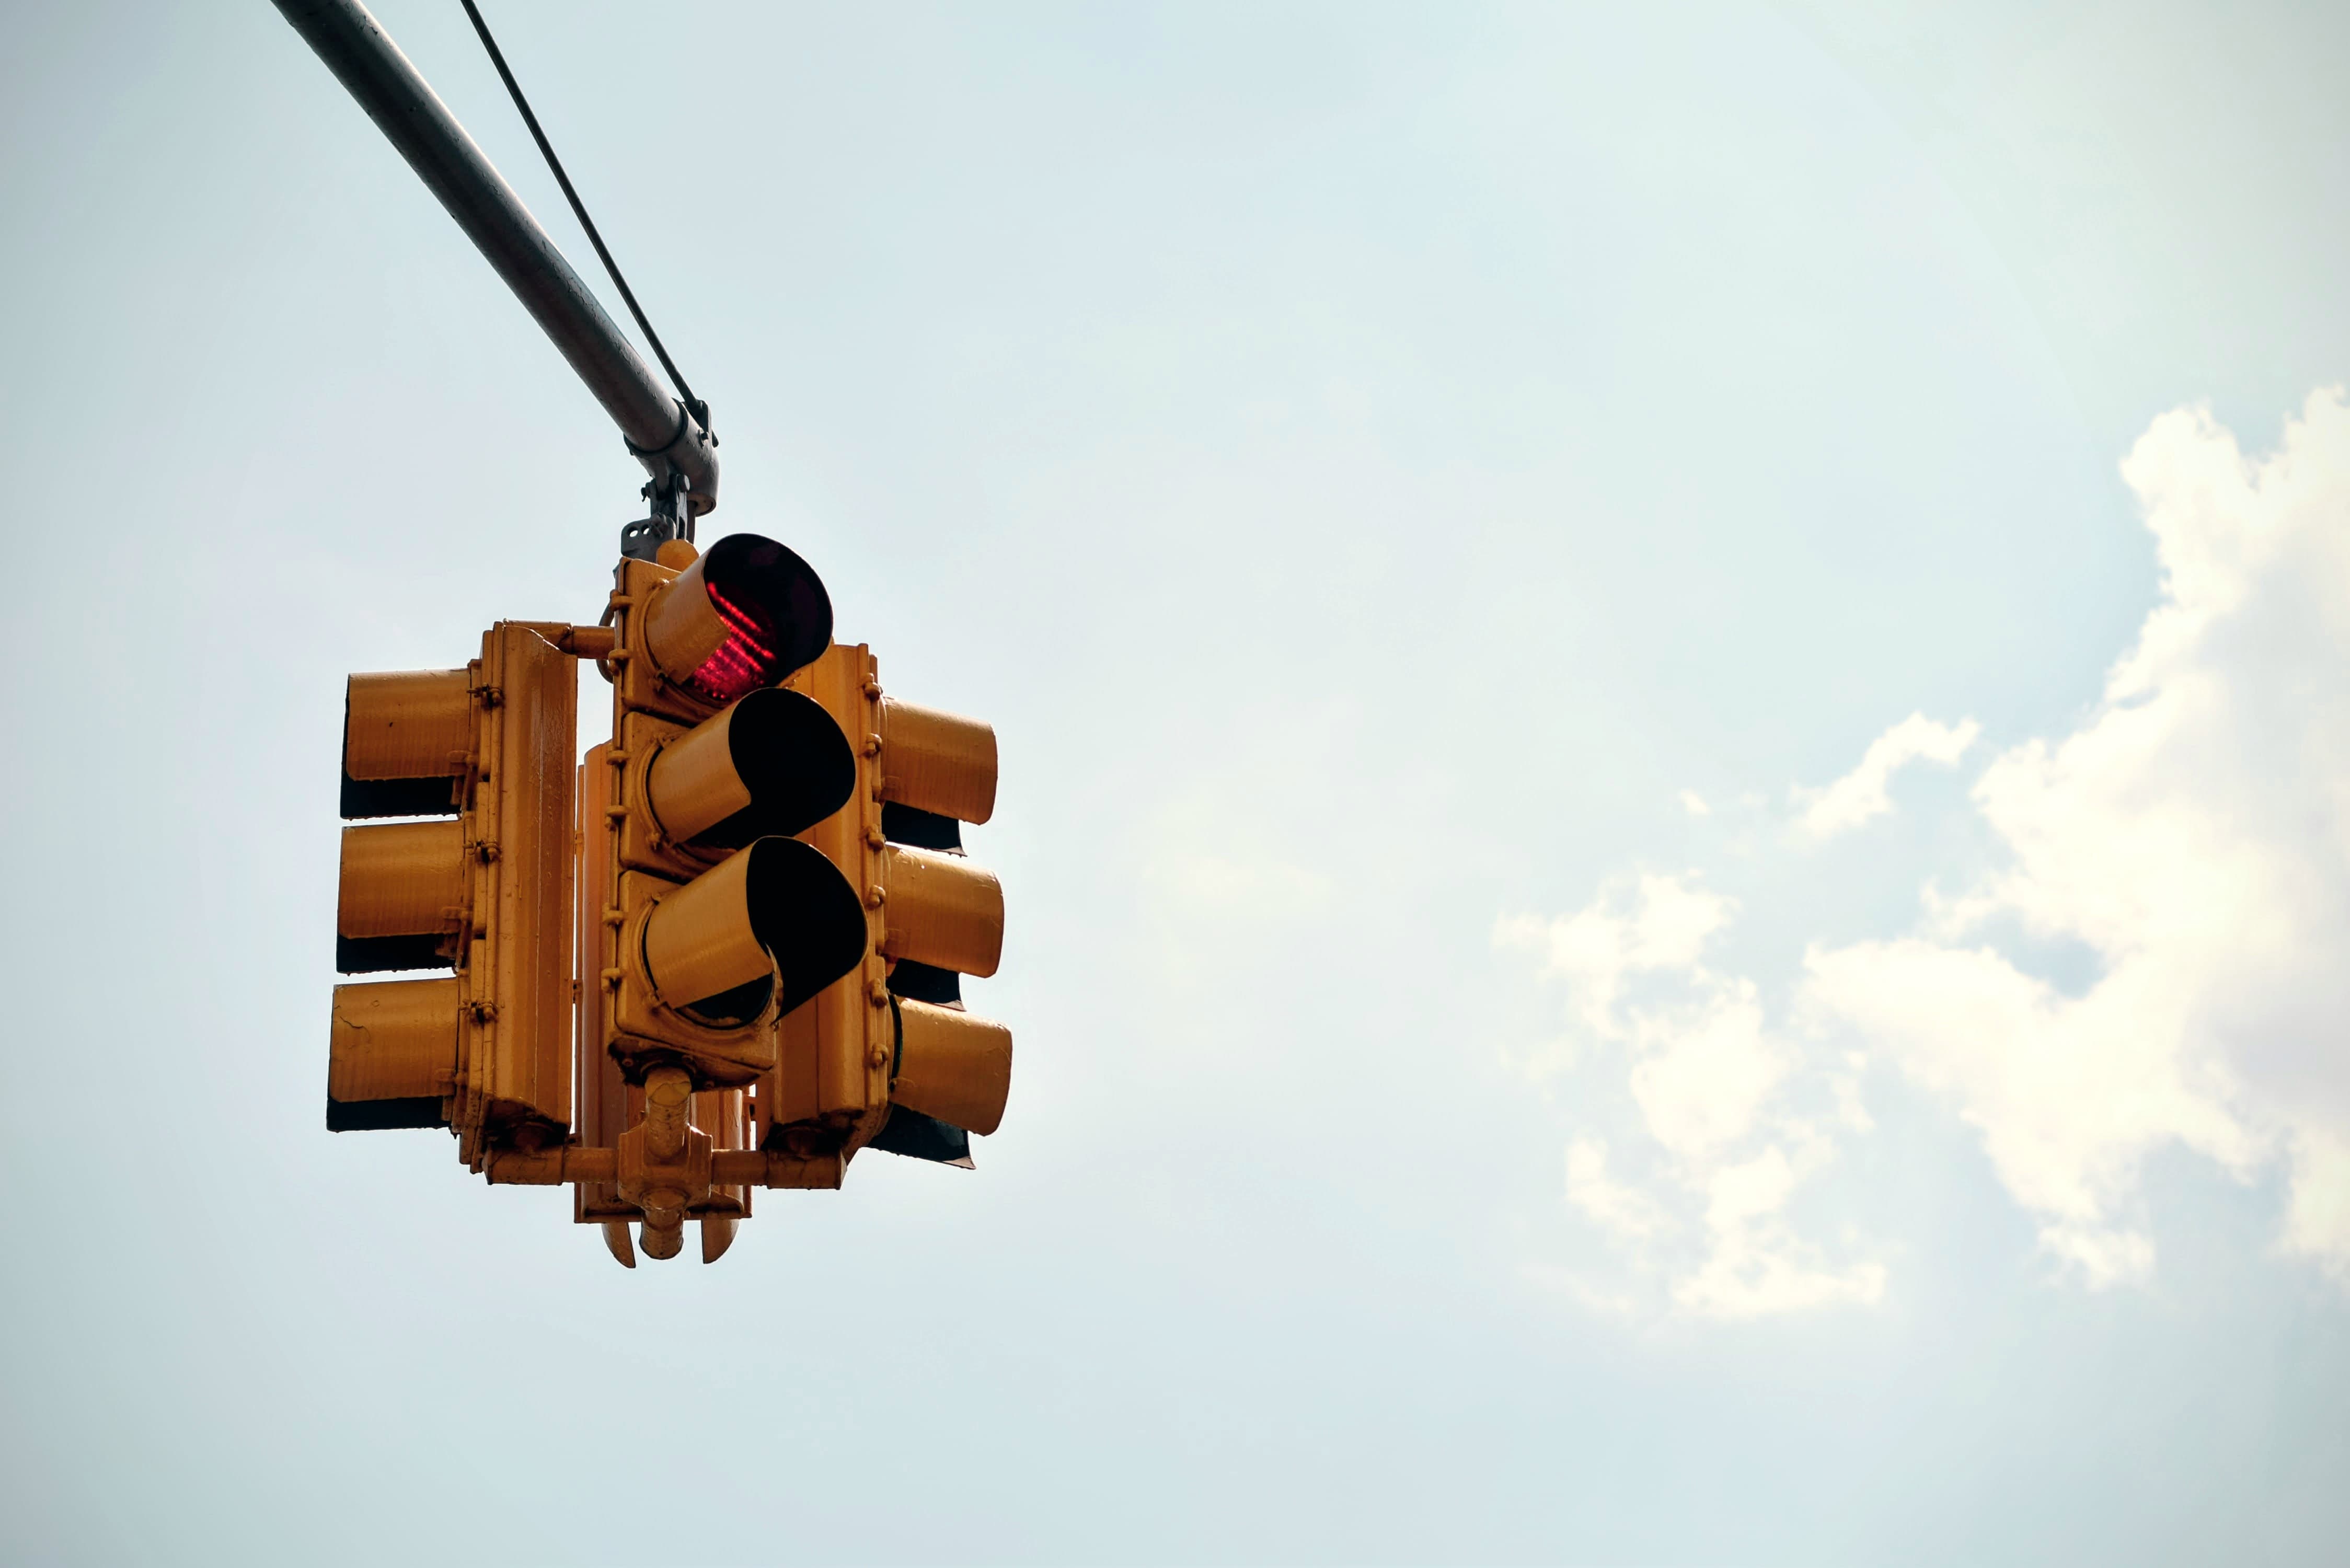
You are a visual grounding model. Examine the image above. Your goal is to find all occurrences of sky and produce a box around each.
[3,1,2347,1563]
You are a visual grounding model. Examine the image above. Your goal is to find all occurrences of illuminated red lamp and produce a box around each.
[646,534,835,709]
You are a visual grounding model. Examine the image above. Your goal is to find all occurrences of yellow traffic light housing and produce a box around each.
[593,537,871,1094]
[330,624,576,1161]
[326,976,459,1131]
[890,995,1015,1137]
[325,533,1015,1265]
[753,645,1013,1171]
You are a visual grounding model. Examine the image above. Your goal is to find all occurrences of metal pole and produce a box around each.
[273,0,719,520]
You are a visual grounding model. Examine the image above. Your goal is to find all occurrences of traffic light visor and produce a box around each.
[879,843,1004,978]
[879,698,997,825]
[640,837,867,1024]
[328,977,457,1130]
[892,997,1012,1136]
[337,819,467,973]
[643,534,833,706]
[341,669,470,817]
[645,687,856,848]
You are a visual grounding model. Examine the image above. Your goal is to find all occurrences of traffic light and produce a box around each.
[575,534,876,1260]
[592,534,870,1088]
[326,537,1013,1266]
[330,624,576,1163]
[754,644,1013,1171]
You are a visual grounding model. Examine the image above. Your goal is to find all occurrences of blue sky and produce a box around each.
[4,2,2347,1562]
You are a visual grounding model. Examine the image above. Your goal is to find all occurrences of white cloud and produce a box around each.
[1504,389,2350,1308]
[1495,872,1734,1037]
[1497,877,1880,1319]
[1564,1139,1669,1242]
[1674,1145,1887,1317]
[1804,389,2350,1284]
[1796,712,1980,839]
[1802,938,2251,1287]
[2282,1129,2350,1281]
[1678,789,1712,817]
[1626,979,1784,1163]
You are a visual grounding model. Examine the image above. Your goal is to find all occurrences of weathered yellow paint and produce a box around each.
[640,847,770,1008]
[878,698,998,825]
[458,623,577,1157]
[329,977,458,1103]
[892,999,1013,1136]
[336,819,465,938]
[643,701,755,844]
[638,548,731,689]
[342,668,470,781]
[573,742,641,1225]
[878,843,1005,978]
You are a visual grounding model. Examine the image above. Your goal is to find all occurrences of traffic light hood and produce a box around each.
[637,836,868,1027]
[643,687,857,850]
[643,534,833,707]
[340,667,470,818]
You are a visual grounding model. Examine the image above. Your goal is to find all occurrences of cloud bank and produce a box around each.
[1503,389,2350,1311]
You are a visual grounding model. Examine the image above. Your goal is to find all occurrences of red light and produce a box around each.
[685,583,786,704]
